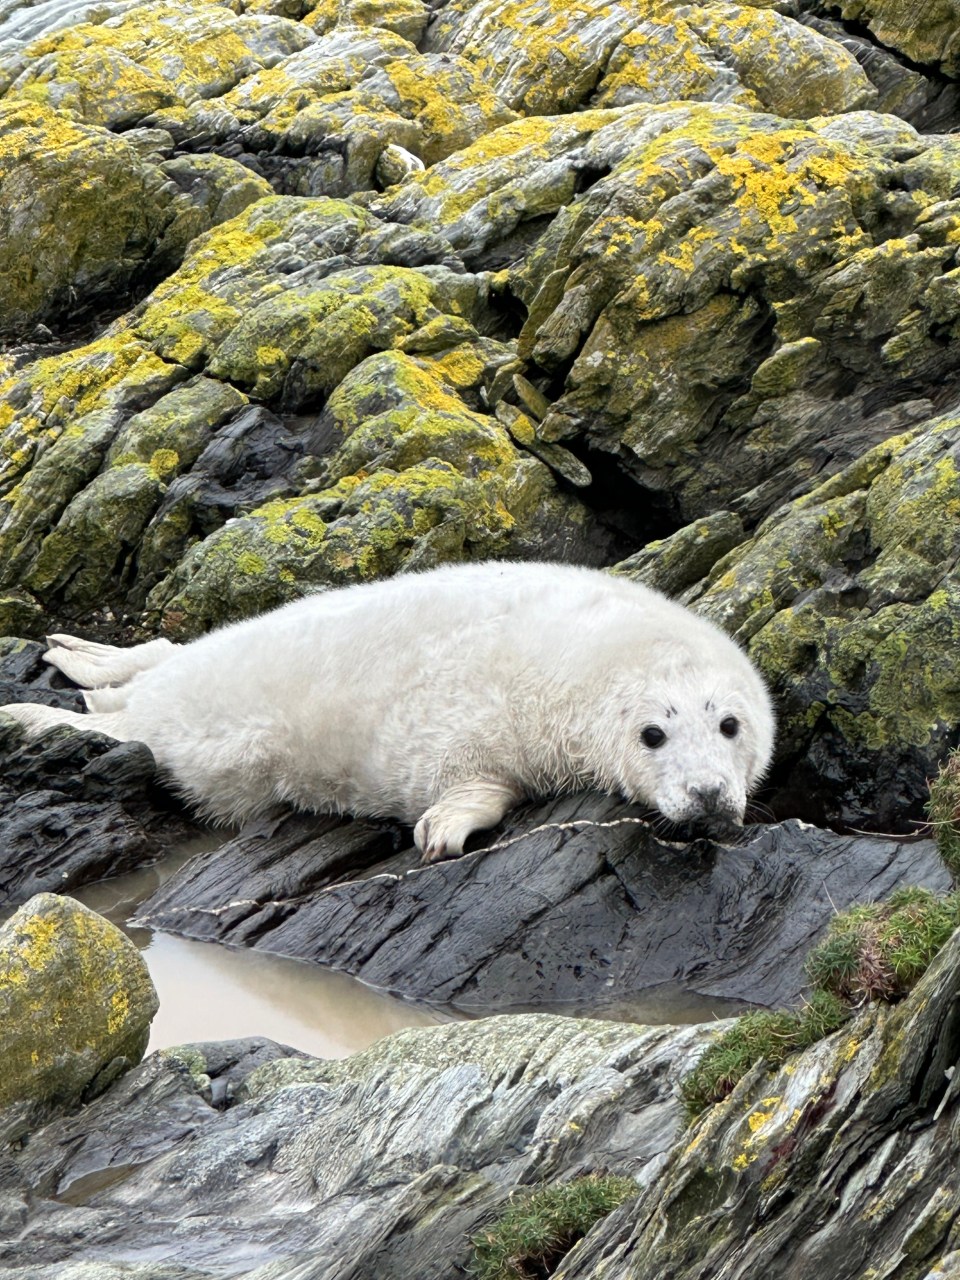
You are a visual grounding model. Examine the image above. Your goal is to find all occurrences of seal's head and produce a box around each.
[600,648,775,838]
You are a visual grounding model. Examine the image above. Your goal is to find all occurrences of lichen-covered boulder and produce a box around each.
[558,928,960,1280]
[0,377,248,613]
[0,893,157,1122]
[0,332,184,494]
[679,410,960,828]
[0,99,273,338]
[0,0,314,128]
[424,0,874,117]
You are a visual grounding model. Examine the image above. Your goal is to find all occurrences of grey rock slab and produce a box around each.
[0,1016,710,1278]
[137,792,950,1012]
[0,640,201,908]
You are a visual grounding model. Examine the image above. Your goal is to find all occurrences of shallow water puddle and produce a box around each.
[71,839,448,1057]
[58,835,750,1056]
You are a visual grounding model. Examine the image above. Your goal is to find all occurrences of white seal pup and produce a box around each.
[0,561,775,861]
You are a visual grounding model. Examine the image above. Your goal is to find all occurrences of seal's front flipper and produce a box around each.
[414,779,521,863]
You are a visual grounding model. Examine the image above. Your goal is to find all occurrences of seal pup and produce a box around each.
[1,561,775,861]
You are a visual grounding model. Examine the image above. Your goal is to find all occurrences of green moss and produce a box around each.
[928,750,960,881]
[470,1175,638,1280]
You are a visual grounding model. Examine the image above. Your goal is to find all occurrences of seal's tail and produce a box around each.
[43,633,177,690]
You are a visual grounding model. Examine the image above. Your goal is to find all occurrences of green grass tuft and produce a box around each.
[470,1174,638,1280]
[805,887,960,1003]
[927,749,960,881]
[681,882,960,1118]
[679,993,850,1118]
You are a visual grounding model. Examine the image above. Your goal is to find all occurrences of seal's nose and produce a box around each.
[689,784,725,815]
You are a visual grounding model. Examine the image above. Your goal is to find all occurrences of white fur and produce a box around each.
[1,562,775,861]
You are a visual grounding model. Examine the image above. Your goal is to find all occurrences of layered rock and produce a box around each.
[135,795,950,1010]
[0,1014,711,1275]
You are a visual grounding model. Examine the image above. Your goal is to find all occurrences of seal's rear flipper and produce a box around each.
[0,701,126,741]
[44,634,177,689]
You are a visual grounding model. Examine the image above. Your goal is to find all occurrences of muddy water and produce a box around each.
[57,837,750,1057]
[72,840,449,1058]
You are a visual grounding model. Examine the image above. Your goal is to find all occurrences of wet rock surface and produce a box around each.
[0,640,199,908]
[136,793,951,1010]
[0,1015,712,1277]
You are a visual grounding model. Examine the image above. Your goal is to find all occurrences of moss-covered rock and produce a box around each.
[488,103,960,525]
[0,97,276,338]
[0,0,313,129]
[0,333,184,494]
[0,892,157,1121]
[148,29,517,194]
[833,0,960,76]
[148,349,604,633]
[123,193,462,370]
[592,2,875,118]
[425,0,874,117]
[206,263,487,406]
[686,410,960,827]
[562,930,960,1279]
[0,102,176,335]
[928,750,960,881]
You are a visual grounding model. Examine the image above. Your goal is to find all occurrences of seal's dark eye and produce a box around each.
[720,716,739,738]
[641,725,666,749]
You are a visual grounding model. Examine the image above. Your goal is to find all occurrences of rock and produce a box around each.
[0,893,157,1131]
[832,0,960,75]
[148,32,517,195]
[501,102,960,526]
[145,345,613,633]
[556,927,960,1280]
[135,794,950,1011]
[0,639,200,906]
[687,408,960,830]
[0,0,314,129]
[424,0,874,117]
[0,1015,712,1275]
[0,102,178,335]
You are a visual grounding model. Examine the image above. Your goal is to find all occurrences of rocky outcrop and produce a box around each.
[683,409,960,830]
[0,1015,712,1276]
[557,927,960,1280]
[0,893,157,1137]
[135,794,950,1010]
[0,101,271,335]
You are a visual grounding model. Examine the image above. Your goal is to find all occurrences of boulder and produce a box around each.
[0,893,157,1131]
